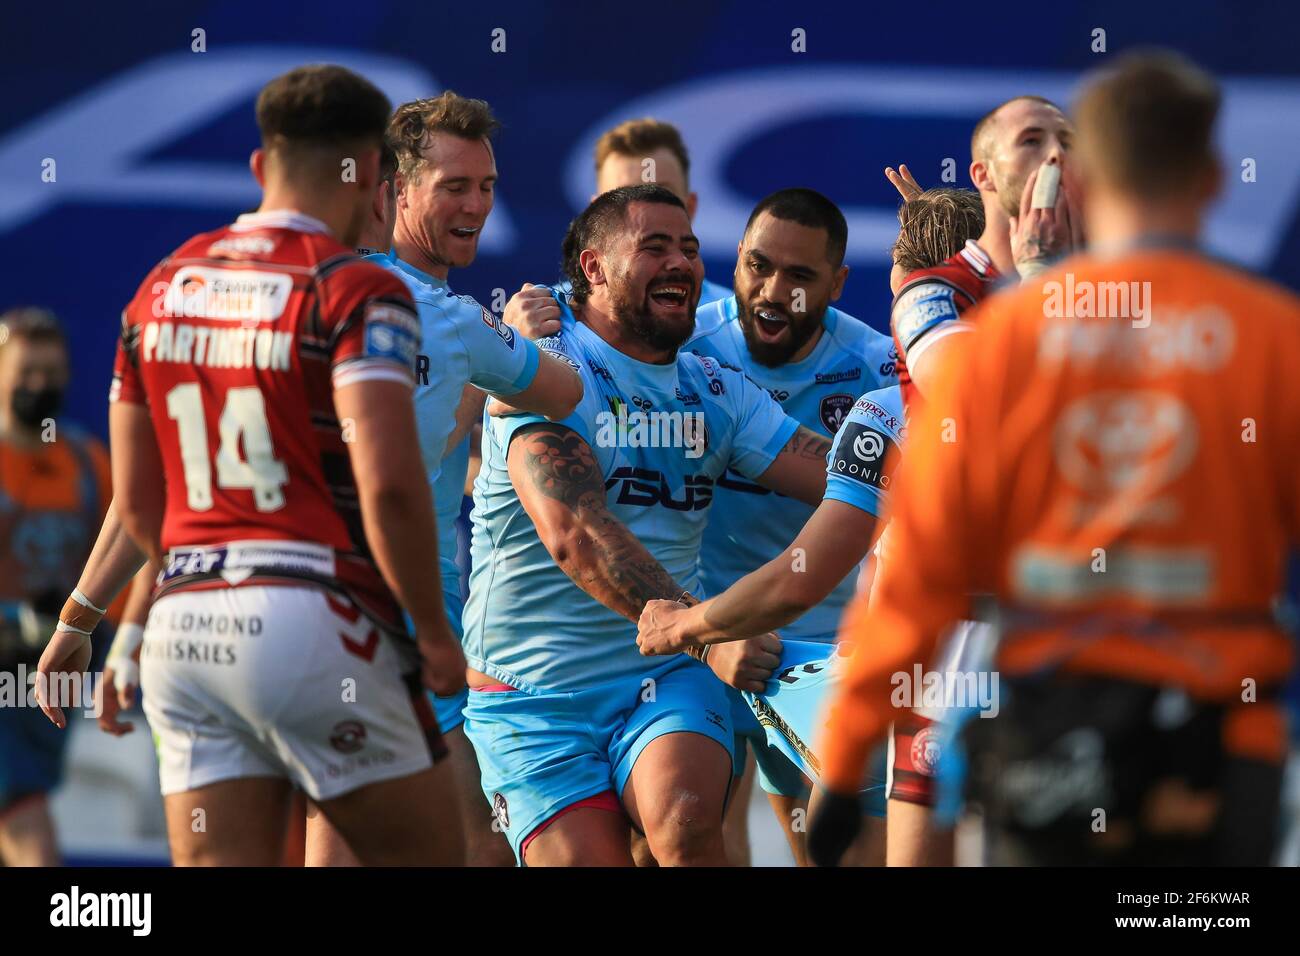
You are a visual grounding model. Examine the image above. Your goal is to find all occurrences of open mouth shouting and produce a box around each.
[750,304,792,343]
[647,277,694,312]
[449,225,481,241]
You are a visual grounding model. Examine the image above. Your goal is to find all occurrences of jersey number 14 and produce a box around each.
[166,383,289,513]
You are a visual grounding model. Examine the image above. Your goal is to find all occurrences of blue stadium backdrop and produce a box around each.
[2,1,1300,863]
[3,0,1297,437]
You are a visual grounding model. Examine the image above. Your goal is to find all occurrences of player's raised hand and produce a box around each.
[636,599,692,655]
[885,164,924,202]
[706,632,783,694]
[35,629,93,730]
[416,622,467,697]
[503,283,562,340]
[1009,160,1079,277]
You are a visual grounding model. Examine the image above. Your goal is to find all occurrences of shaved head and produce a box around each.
[971,95,1063,163]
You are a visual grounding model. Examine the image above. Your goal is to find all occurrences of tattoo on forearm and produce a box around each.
[782,426,832,462]
[517,424,682,616]
[520,426,604,510]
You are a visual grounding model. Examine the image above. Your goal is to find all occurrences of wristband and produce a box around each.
[72,588,107,615]
[108,623,145,695]
[60,591,105,635]
[673,592,708,661]
[684,643,711,664]
[107,622,144,666]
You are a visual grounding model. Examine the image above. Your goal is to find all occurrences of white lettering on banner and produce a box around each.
[0,48,515,253]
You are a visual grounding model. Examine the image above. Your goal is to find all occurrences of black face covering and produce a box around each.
[10,386,63,429]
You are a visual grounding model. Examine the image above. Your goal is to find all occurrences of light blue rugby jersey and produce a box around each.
[367,252,540,607]
[687,295,898,641]
[823,385,906,515]
[462,292,800,694]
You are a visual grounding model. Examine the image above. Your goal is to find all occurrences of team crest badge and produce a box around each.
[820,393,854,433]
[910,726,942,777]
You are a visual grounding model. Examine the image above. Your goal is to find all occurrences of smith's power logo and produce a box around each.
[605,467,713,511]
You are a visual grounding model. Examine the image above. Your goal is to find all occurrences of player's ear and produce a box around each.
[580,248,605,287]
[970,159,993,194]
[249,149,267,189]
[830,264,849,301]
[685,191,698,220]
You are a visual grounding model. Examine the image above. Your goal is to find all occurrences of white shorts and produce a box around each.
[140,585,434,802]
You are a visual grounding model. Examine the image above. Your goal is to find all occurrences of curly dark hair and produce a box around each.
[561,184,686,305]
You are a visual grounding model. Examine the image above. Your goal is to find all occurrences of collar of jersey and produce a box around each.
[232,209,332,236]
[569,311,682,390]
[719,296,843,381]
[389,255,449,291]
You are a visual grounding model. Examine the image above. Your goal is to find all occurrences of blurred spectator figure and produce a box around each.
[0,307,116,865]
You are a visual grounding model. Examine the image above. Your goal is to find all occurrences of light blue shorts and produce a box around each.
[744,639,888,816]
[463,656,733,861]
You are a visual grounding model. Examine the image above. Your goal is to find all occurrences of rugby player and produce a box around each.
[39,65,468,866]
[889,95,1080,408]
[880,100,1084,865]
[505,117,730,342]
[310,93,581,868]
[682,188,897,865]
[638,189,985,865]
[812,50,1300,867]
[461,184,834,866]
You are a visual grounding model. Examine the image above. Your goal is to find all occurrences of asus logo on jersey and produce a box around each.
[831,422,894,489]
[605,467,713,511]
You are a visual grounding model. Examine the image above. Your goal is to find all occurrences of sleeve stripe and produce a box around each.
[332,361,414,390]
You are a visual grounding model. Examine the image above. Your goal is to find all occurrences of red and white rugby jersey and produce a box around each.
[890,239,1001,411]
[111,210,421,631]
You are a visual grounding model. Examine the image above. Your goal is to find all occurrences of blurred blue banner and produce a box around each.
[2,0,1298,434]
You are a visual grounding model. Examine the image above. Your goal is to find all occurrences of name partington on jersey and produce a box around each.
[131,265,297,373]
